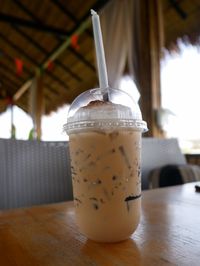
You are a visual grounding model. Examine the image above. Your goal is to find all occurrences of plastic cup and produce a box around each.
[64,87,147,243]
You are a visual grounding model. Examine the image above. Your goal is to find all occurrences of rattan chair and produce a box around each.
[141,138,200,189]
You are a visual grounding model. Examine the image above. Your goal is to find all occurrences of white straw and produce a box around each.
[91,9,108,89]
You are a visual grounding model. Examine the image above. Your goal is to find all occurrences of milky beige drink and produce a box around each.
[70,125,141,242]
[64,90,147,243]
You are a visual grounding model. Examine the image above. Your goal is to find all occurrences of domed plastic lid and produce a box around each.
[64,88,147,134]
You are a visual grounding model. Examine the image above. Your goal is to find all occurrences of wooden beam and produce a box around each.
[50,0,93,37]
[0,33,70,89]
[2,52,32,76]
[50,0,78,24]
[42,18,91,69]
[29,74,44,139]
[169,0,187,19]
[35,75,43,139]
[12,16,91,101]
[41,0,109,70]
[136,0,164,137]
[13,79,33,101]
[12,0,109,102]
[0,79,15,93]
[13,0,43,23]
[12,0,83,82]
[68,47,95,71]
[0,13,70,37]
[0,70,20,88]
[13,25,82,82]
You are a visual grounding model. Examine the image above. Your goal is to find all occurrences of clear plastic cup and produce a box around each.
[64,87,147,243]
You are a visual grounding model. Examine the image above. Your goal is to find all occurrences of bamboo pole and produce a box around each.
[13,79,33,101]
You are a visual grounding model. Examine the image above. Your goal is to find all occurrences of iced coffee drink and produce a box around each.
[64,88,147,242]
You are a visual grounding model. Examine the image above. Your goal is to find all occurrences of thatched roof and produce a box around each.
[0,0,107,115]
[163,0,200,49]
[0,0,200,115]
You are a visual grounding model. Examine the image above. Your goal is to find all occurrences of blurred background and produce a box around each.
[0,0,199,155]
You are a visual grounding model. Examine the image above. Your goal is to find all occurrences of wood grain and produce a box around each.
[0,182,200,266]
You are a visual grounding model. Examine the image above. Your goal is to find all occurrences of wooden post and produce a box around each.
[136,0,164,137]
[29,72,44,139]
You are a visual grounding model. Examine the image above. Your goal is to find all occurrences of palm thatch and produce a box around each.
[0,0,199,115]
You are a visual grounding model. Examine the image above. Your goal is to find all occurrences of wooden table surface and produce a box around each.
[0,182,200,266]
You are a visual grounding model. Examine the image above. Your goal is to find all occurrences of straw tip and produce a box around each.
[91,9,97,16]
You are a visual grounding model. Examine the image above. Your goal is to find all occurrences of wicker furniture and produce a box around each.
[0,139,73,209]
[1,137,199,209]
[141,138,200,189]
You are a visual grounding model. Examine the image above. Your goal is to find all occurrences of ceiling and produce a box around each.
[0,0,200,115]
[163,0,200,48]
[0,0,107,114]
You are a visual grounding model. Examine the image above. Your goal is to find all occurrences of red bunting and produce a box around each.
[47,60,54,71]
[15,58,23,76]
[71,34,80,51]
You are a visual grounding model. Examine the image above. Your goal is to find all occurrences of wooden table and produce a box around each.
[0,182,200,266]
